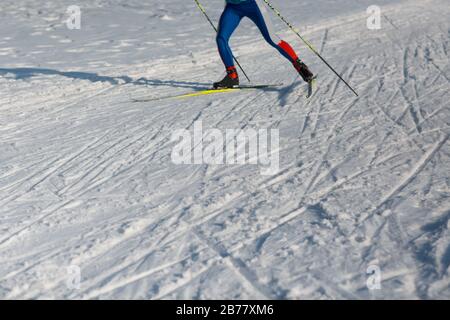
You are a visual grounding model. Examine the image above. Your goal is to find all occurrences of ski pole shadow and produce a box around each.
[0,67,211,90]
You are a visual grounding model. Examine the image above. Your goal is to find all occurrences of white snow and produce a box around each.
[0,0,449,299]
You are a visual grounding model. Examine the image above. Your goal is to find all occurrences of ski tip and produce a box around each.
[305,75,317,99]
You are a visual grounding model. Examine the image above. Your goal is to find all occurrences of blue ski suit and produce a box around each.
[217,0,299,68]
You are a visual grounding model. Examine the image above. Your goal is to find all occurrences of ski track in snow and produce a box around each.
[0,0,449,299]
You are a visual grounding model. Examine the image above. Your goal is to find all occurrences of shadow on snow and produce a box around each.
[0,67,304,100]
[0,67,211,90]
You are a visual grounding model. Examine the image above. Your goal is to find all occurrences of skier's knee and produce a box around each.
[216,34,228,47]
[263,35,278,49]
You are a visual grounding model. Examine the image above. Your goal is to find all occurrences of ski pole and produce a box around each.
[193,0,251,83]
[261,0,358,97]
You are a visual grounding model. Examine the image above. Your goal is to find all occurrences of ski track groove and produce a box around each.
[319,28,329,54]
[0,121,167,249]
[57,123,159,196]
[358,133,449,224]
[296,98,360,204]
[0,130,112,208]
[192,228,279,300]
[80,247,212,299]
[0,198,77,248]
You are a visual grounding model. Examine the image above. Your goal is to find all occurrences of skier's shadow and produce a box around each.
[0,67,302,98]
[276,80,303,107]
[0,67,211,90]
[249,79,303,107]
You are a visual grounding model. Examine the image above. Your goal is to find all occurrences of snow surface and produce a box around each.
[0,0,449,299]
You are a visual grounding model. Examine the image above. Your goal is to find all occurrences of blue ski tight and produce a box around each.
[216,0,298,68]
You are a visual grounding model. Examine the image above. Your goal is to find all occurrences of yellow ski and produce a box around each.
[174,88,239,99]
[131,84,283,103]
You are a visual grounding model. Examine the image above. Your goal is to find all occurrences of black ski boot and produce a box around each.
[293,58,314,83]
[213,66,239,89]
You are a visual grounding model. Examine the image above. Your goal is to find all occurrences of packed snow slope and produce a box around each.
[0,0,449,299]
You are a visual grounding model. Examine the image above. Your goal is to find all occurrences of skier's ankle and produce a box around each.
[226,66,238,80]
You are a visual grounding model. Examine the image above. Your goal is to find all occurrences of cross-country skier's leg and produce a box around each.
[248,0,314,82]
[214,5,243,89]
[214,0,314,87]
